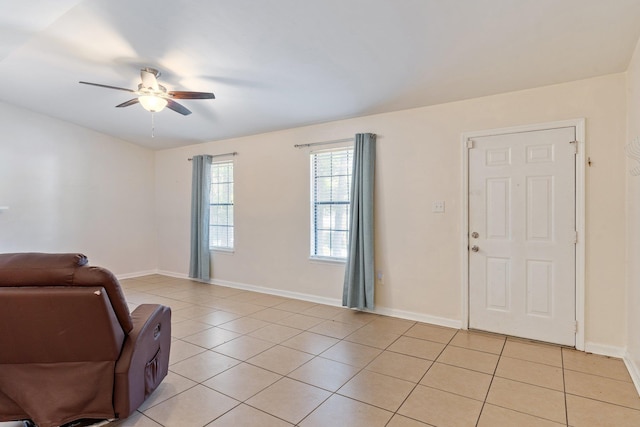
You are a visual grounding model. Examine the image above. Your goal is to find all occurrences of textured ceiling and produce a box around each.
[2,0,640,149]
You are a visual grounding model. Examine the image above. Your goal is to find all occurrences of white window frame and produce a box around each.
[309,146,353,261]
[209,159,234,251]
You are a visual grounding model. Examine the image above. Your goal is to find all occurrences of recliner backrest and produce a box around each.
[0,252,133,333]
[0,286,125,364]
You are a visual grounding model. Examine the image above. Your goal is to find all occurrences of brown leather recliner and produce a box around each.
[0,253,172,427]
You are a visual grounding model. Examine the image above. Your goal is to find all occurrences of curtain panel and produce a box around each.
[343,133,376,309]
[189,155,212,281]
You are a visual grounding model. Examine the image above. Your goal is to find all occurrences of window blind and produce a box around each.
[209,160,234,249]
[311,148,353,258]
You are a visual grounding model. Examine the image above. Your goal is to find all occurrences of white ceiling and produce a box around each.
[2,0,640,150]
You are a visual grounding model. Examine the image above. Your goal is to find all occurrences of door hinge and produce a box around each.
[573,231,578,244]
[573,321,578,334]
[569,140,578,154]
[467,139,474,149]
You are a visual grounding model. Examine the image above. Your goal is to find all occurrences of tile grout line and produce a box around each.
[172,295,380,426]
[380,328,457,427]
[122,277,638,426]
[318,320,416,426]
[128,279,436,425]
[561,348,569,426]
[291,317,405,426]
[473,334,507,427]
[161,287,492,426]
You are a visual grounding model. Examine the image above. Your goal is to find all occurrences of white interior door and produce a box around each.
[468,127,576,346]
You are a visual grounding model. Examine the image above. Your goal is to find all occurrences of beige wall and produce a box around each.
[626,38,640,382]
[156,73,628,349]
[0,102,158,275]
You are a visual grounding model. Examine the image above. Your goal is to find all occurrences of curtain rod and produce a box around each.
[294,137,354,149]
[187,152,237,161]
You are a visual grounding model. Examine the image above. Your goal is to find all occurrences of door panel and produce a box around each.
[468,127,576,346]
[526,260,552,316]
[527,176,553,241]
[486,257,510,310]
[486,178,511,239]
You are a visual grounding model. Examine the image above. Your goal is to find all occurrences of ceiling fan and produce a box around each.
[79,67,215,115]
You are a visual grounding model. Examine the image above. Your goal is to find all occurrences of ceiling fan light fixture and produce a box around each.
[79,67,214,117]
[139,95,168,112]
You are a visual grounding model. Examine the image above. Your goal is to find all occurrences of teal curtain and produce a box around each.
[343,133,376,309]
[189,155,212,281]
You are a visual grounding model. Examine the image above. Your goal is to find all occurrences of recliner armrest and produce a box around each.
[113,304,171,419]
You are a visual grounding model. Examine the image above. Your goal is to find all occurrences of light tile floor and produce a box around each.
[71,275,640,426]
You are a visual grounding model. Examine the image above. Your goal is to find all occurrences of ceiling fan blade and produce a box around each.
[79,81,135,92]
[168,91,215,99]
[115,98,140,108]
[166,99,192,115]
[140,68,160,90]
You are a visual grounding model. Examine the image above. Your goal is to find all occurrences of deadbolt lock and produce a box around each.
[471,232,479,238]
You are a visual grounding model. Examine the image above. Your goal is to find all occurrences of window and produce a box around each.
[311,148,353,259]
[209,160,234,249]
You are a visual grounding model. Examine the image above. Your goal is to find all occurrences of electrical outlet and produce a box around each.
[432,200,445,213]
[376,271,384,285]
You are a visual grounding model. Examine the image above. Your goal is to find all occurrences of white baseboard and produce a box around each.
[155,271,462,329]
[156,270,189,280]
[624,352,640,396]
[116,269,159,280]
[127,271,635,361]
[155,271,342,306]
[210,278,344,307]
[119,269,640,395]
[214,277,463,328]
[584,342,627,358]
[372,306,462,329]
[583,343,639,395]
[584,342,640,395]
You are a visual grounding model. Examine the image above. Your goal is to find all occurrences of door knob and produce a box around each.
[471,245,479,252]
[471,232,479,238]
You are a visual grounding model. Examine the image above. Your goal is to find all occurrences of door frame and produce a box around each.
[461,119,586,350]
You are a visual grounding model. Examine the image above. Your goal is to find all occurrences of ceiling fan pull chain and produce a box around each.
[151,112,155,138]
